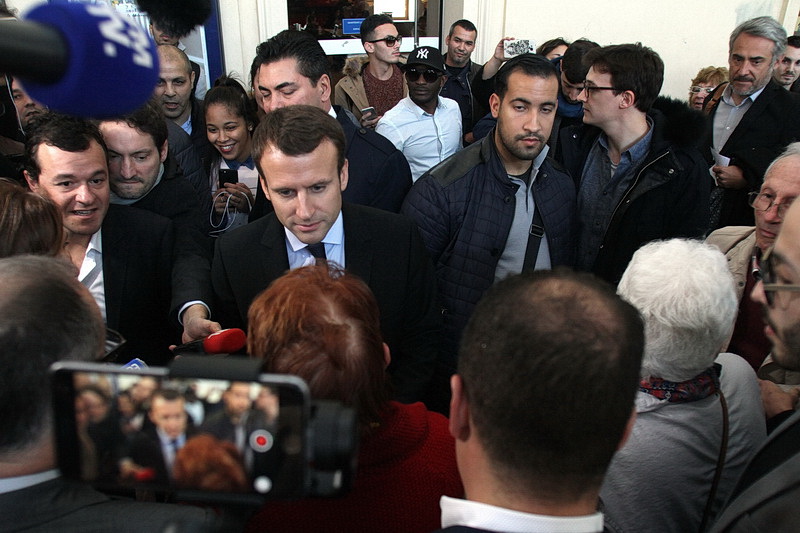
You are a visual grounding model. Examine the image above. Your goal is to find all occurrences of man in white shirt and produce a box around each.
[439,269,644,533]
[377,46,462,181]
[25,112,178,364]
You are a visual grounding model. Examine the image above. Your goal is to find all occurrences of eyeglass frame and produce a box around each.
[754,246,800,306]
[580,83,620,96]
[689,86,715,94]
[366,35,402,47]
[404,68,442,84]
[747,191,796,219]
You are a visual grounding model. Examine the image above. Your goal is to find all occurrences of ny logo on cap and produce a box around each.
[416,48,429,60]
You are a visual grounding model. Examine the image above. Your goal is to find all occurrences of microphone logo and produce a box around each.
[87,3,154,68]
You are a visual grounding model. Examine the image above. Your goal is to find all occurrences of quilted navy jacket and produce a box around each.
[402,133,576,367]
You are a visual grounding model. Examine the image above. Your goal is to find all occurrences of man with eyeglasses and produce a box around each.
[376,46,462,181]
[402,54,576,413]
[704,16,800,231]
[707,143,800,373]
[709,198,800,532]
[556,43,709,285]
[335,14,407,129]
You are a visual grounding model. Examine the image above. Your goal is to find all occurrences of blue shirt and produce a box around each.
[285,211,345,270]
[578,119,654,270]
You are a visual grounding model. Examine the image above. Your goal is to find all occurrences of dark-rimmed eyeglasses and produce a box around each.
[690,86,715,94]
[580,83,619,95]
[367,35,402,47]
[404,68,441,83]
[754,247,800,306]
[748,191,795,219]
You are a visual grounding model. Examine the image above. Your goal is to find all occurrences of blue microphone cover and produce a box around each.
[23,2,159,118]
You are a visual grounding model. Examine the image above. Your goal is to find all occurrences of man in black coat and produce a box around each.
[557,44,709,285]
[705,16,800,230]
[247,29,412,219]
[212,106,439,404]
[98,101,220,345]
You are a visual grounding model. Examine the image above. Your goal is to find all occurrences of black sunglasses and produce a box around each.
[754,247,800,306]
[404,68,441,83]
[367,35,402,46]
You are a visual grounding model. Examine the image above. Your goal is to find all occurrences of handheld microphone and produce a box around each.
[172,328,247,355]
[0,2,158,118]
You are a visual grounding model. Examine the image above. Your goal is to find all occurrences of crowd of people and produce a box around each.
[2,6,800,533]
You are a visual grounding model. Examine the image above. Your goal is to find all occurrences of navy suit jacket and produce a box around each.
[212,203,440,402]
[102,205,179,365]
[705,80,800,228]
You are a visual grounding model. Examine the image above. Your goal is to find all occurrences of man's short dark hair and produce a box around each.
[583,43,664,112]
[0,256,105,454]
[788,35,800,49]
[494,53,558,99]
[252,105,346,175]
[561,39,600,84]
[360,14,394,44]
[448,19,477,37]
[459,269,644,501]
[250,30,330,89]
[24,112,107,181]
[109,99,168,152]
[151,388,184,406]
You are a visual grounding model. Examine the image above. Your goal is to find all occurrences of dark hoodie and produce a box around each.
[557,96,711,284]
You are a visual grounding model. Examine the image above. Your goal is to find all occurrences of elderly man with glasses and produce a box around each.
[708,143,800,404]
[709,196,800,532]
[556,43,709,285]
[335,14,407,128]
[376,46,462,181]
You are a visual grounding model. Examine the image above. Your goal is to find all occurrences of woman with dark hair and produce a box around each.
[204,75,259,234]
[0,177,64,257]
[245,264,463,533]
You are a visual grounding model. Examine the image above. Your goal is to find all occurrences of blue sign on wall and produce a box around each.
[342,18,365,36]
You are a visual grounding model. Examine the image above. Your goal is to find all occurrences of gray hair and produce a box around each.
[617,239,737,382]
[764,141,800,179]
[729,16,787,60]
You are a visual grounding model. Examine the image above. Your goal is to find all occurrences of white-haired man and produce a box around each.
[603,239,765,532]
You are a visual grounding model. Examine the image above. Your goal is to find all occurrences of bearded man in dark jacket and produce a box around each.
[557,43,709,285]
[402,55,576,412]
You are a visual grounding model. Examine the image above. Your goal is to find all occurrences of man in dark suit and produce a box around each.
[248,29,412,217]
[25,112,178,364]
[212,105,439,404]
[0,255,210,531]
[439,270,644,532]
[125,389,194,485]
[98,101,220,344]
[706,16,800,230]
[711,200,800,531]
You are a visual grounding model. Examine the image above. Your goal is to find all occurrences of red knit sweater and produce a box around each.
[245,401,464,533]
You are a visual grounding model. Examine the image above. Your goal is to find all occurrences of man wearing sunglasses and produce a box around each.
[376,46,462,182]
[556,43,709,285]
[707,143,800,373]
[335,14,407,129]
[710,199,800,532]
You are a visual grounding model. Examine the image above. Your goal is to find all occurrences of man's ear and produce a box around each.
[24,170,39,192]
[620,90,636,110]
[260,175,270,202]
[449,374,471,442]
[158,141,168,163]
[382,342,391,369]
[489,92,501,119]
[318,73,332,105]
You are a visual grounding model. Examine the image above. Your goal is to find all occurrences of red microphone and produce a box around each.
[172,328,246,355]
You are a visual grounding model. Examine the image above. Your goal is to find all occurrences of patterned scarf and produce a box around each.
[639,363,721,403]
